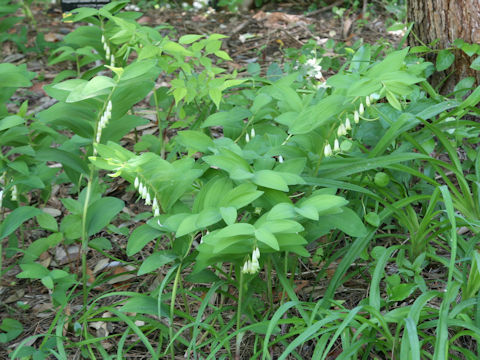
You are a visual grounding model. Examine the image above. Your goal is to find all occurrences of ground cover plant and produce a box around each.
[1,0,480,358]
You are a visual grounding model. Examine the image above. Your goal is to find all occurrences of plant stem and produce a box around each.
[265,257,273,309]
[153,90,166,159]
[168,234,195,358]
[80,170,94,308]
[236,269,245,360]
[169,263,182,360]
[76,55,81,77]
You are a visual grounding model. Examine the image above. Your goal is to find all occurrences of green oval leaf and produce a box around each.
[0,206,41,239]
[436,49,455,71]
[86,197,124,237]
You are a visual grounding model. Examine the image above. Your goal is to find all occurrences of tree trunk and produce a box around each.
[407,0,480,93]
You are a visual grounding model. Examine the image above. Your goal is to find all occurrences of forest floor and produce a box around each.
[0,2,403,358]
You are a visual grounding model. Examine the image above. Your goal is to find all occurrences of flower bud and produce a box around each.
[245,133,250,143]
[250,128,255,138]
[334,138,340,152]
[366,95,371,107]
[253,247,260,260]
[11,185,17,201]
[345,117,351,131]
[354,110,360,124]
[242,261,249,273]
[250,257,260,273]
[324,142,333,157]
[278,155,284,163]
[134,177,139,189]
[359,103,365,115]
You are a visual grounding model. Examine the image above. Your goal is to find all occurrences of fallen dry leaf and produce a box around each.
[253,11,309,28]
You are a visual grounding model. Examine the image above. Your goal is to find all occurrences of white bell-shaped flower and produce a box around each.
[333,138,340,152]
[324,142,333,157]
[354,110,360,124]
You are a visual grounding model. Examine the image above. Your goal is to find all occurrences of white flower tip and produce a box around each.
[11,185,17,201]
[345,118,351,131]
[334,138,340,152]
[359,103,365,115]
[354,110,360,124]
[278,155,284,163]
[242,261,249,274]
[324,143,333,157]
[145,193,151,205]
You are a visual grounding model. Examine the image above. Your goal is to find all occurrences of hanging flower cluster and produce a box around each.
[304,57,325,81]
[242,247,260,274]
[101,34,115,67]
[134,177,160,217]
[324,93,379,158]
[192,0,208,9]
[293,52,327,85]
[96,100,112,143]
[124,3,140,11]
[245,128,255,143]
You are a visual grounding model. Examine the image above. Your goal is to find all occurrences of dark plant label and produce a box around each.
[61,0,110,12]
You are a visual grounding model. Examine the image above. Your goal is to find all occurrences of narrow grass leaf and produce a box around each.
[320,306,363,360]
[317,153,428,179]
[404,317,421,360]
[262,301,299,360]
[107,307,158,360]
[272,255,309,322]
[433,186,457,360]
[278,314,342,360]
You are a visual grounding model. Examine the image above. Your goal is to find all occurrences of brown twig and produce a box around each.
[306,0,345,17]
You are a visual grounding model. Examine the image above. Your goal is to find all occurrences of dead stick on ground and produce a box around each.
[306,0,344,17]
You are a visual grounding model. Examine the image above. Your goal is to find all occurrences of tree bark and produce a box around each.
[407,0,480,93]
